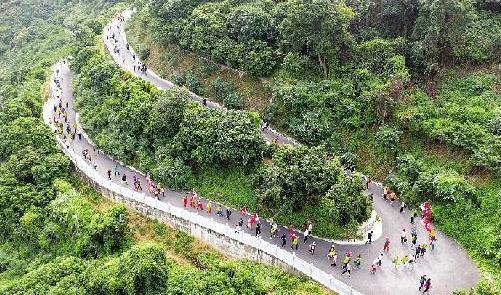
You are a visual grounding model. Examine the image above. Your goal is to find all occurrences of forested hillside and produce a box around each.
[126,0,501,293]
[0,1,333,293]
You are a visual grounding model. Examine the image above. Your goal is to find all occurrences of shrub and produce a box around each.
[253,145,343,212]
[152,157,194,190]
[288,111,331,145]
[387,154,478,205]
[281,52,305,78]
[375,125,402,153]
[118,243,169,295]
[223,92,244,110]
[489,113,501,135]
[211,77,235,100]
[325,174,371,225]
[184,71,204,95]
[137,43,150,60]
[171,73,185,86]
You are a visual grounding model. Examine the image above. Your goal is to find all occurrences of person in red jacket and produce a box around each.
[383,237,391,252]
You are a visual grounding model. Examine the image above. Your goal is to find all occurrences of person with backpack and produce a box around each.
[419,275,427,291]
[366,230,373,244]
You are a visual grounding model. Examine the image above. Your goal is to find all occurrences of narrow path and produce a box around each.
[44,10,479,295]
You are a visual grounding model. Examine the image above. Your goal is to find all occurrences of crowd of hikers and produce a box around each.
[47,12,444,294]
[106,17,147,75]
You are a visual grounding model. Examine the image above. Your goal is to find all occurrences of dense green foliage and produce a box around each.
[74,34,369,238]
[253,145,370,225]
[0,1,332,294]
[73,43,266,188]
[131,0,501,292]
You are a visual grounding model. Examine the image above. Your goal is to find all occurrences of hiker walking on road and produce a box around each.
[419,275,427,291]
[255,221,261,237]
[429,230,437,251]
[411,209,418,224]
[291,235,299,250]
[121,174,127,185]
[366,230,373,244]
[206,201,212,214]
[392,255,399,269]
[354,254,361,270]
[270,220,277,239]
[183,194,188,208]
[370,260,378,275]
[400,201,406,213]
[377,253,383,267]
[383,237,390,252]
[303,228,310,244]
[365,176,371,190]
[107,169,112,180]
[422,278,431,293]
[216,204,222,216]
[415,244,421,261]
[328,245,337,266]
[190,193,196,208]
[401,229,407,244]
[341,262,352,278]
[420,243,427,258]
[281,233,287,247]
[235,218,243,233]
[401,255,409,269]
[113,164,120,176]
[241,206,247,216]
[226,208,232,220]
[411,233,418,249]
[247,213,255,229]
[308,241,316,255]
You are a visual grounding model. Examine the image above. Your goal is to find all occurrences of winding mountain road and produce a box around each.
[44,10,479,295]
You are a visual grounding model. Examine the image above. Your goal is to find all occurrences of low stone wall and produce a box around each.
[79,169,297,274]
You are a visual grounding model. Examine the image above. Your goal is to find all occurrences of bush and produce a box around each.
[118,243,169,295]
[387,154,478,205]
[288,111,331,145]
[152,157,194,189]
[281,52,306,78]
[211,77,235,100]
[137,43,150,60]
[184,71,204,95]
[325,174,371,225]
[171,73,185,86]
[489,113,501,135]
[253,145,343,212]
[376,125,402,153]
[223,92,244,110]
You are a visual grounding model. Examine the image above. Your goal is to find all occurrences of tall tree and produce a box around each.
[412,0,475,73]
[278,0,355,78]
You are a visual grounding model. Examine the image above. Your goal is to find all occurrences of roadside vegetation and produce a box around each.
[127,0,501,293]
[0,0,334,293]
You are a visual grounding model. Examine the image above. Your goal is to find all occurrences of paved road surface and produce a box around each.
[45,11,479,294]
